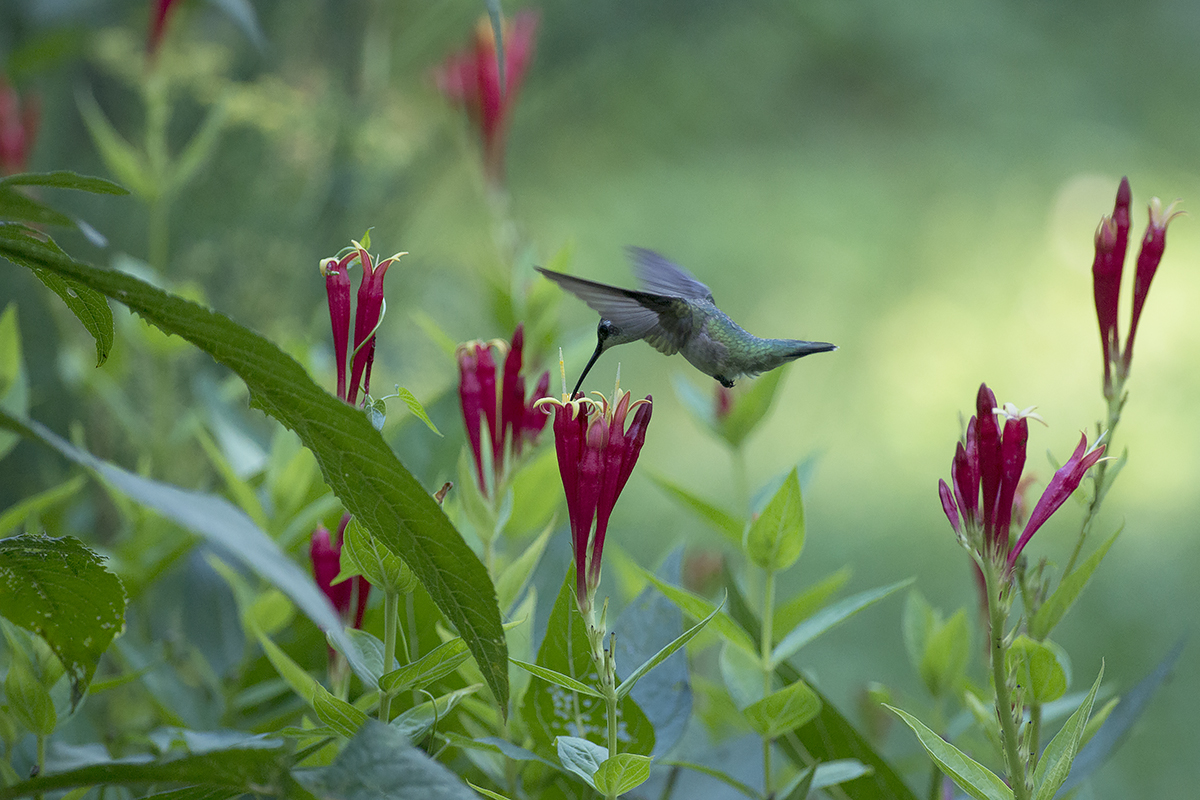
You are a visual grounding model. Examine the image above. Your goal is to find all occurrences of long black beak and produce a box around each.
[571,338,605,399]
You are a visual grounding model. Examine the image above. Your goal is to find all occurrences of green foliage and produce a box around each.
[887,705,1014,800]
[904,590,971,698]
[745,467,804,571]
[0,533,126,707]
[770,579,913,668]
[743,679,821,739]
[1030,528,1121,640]
[593,753,652,795]
[1006,635,1070,705]
[336,517,418,596]
[1032,664,1104,800]
[0,304,29,460]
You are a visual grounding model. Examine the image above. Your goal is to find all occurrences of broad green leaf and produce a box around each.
[555,736,605,789]
[0,171,128,194]
[0,534,126,708]
[0,304,29,459]
[1030,528,1121,640]
[773,567,852,639]
[1032,663,1104,800]
[615,595,723,699]
[647,471,744,546]
[644,572,757,656]
[381,639,471,694]
[520,571,654,754]
[336,517,417,595]
[744,467,803,571]
[0,230,113,366]
[344,628,388,686]
[0,413,374,685]
[0,474,86,536]
[593,753,652,795]
[510,658,604,699]
[256,631,367,738]
[771,578,913,667]
[3,656,55,735]
[721,564,920,800]
[743,679,821,739]
[494,520,553,613]
[298,719,476,800]
[391,685,480,741]
[0,738,287,800]
[0,243,509,710]
[1006,635,1069,705]
[887,705,1013,800]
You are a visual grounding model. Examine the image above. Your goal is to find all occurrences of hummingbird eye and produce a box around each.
[597,319,618,341]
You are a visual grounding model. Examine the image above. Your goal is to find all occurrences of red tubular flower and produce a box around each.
[435,11,539,186]
[319,254,354,402]
[311,515,370,629]
[456,325,551,496]
[939,384,1100,579]
[1122,197,1184,377]
[0,79,39,175]
[539,384,652,614]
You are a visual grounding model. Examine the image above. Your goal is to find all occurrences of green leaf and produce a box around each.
[391,685,481,741]
[920,608,970,698]
[593,753,652,796]
[3,655,55,736]
[466,780,513,800]
[298,719,477,799]
[771,578,913,667]
[0,413,375,686]
[0,171,128,194]
[644,572,757,656]
[555,736,605,789]
[1006,635,1069,705]
[773,567,852,639]
[381,639,471,694]
[1030,528,1121,640]
[344,628,388,686]
[0,243,509,711]
[0,186,73,226]
[520,571,655,754]
[0,534,126,708]
[0,230,114,366]
[1032,663,1104,800]
[659,760,760,799]
[812,759,874,790]
[75,89,155,199]
[494,520,552,613]
[165,102,230,197]
[647,471,744,546]
[615,595,724,699]
[511,658,604,699]
[744,467,803,571]
[743,679,821,739]
[393,387,443,436]
[779,765,814,800]
[0,738,288,800]
[256,630,367,738]
[337,517,417,595]
[886,705,1013,800]
[0,304,29,460]
[718,365,788,448]
[719,640,765,709]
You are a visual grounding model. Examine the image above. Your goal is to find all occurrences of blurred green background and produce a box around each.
[2,0,1197,796]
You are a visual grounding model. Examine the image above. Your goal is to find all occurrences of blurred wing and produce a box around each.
[627,247,713,301]
[535,267,694,355]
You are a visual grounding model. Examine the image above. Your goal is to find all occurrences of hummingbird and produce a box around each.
[536,247,836,397]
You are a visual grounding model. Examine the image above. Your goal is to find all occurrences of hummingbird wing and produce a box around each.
[627,247,714,301]
[535,267,695,355]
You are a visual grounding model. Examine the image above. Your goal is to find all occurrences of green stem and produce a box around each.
[1029,704,1043,774]
[927,763,942,800]
[379,589,400,721]
[732,444,750,515]
[148,196,170,273]
[605,685,619,800]
[982,558,1031,800]
[1065,391,1124,575]
[761,568,776,795]
[35,734,44,800]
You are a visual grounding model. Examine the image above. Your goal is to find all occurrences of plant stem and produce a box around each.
[761,567,777,795]
[35,734,45,800]
[1065,391,1124,575]
[379,589,400,721]
[982,558,1030,800]
[732,444,750,515]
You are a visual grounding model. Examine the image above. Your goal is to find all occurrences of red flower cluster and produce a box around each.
[435,11,538,185]
[938,384,1105,576]
[539,387,652,613]
[320,242,404,406]
[0,79,39,175]
[457,324,550,496]
[310,514,370,630]
[1092,177,1183,398]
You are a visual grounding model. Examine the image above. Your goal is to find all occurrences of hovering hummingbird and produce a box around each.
[537,247,836,397]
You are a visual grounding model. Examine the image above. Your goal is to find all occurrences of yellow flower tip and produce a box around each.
[318,257,337,277]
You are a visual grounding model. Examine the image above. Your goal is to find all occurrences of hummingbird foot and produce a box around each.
[715,375,735,388]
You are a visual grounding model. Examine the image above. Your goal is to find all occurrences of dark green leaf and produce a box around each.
[0,186,73,226]
[0,171,128,194]
[391,686,480,742]
[0,534,126,708]
[338,517,417,595]
[0,243,508,710]
[887,705,1013,800]
[298,719,477,799]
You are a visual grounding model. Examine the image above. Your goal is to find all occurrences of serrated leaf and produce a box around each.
[1006,635,1069,705]
[593,753,652,795]
[0,534,126,709]
[745,467,803,570]
[615,594,722,700]
[381,638,470,694]
[771,578,913,667]
[1032,663,1103,800]
[643,572,757,656]
[1030,528,1120,640]
[0,171,128,194]
[887,705,1013,800]
[0,242,509,711]
[743,679,821,739]
[555,736,605,789]
[647,471,744,546]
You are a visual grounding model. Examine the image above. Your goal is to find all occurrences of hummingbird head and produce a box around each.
[596,318,621,352]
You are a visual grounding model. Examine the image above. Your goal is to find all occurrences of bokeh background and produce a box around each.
[2,0,1197,796]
